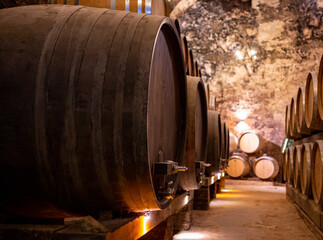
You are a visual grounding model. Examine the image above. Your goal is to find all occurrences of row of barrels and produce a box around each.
[227,152,279,180]
[285,54,323,140]
[284,142,323,207]
[0,5,227,218]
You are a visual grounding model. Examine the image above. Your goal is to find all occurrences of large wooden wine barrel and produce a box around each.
[311,140,323,206]
[204,83,210,109]
[290,97,301,139]
[305,71,323,130]
[226,127,230,159]
[285,105,292,139]
[316,54,323,122]
[300,143,313,196]
[296,87,312,136]
[0,5,187,214]
[180,76,208,190]
[49,0,168,16]
[180,34,188,74]
[293,145,302,189]
[194,61,199,77]
[227,153,250,178]
[287,146,295,185]
[238,131,264,154]
[187,48,195,76]
[206,111,222,176]
[221,121,227,159]
[253,155,279,180]
[283,148,289,181]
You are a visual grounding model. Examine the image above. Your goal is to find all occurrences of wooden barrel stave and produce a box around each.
[293,145,302,189]
[287,146,294,185]
[285,105,293,139]
[0,5,187,214]
[180,34,188,75]
[290,97,302,139]
[221,121,227,160]
[205,111,222,176]
[300,143,313,196]
[317,54,323,121]
[180,76,208,190]
[296,87,312,136]
[311,140,323,206]
[283,148,289,182]
[187,48,194,76]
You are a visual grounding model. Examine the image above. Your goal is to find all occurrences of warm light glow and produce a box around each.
[173,232,207,239]
[222,172,225,177]
[250,49,256,55]
[235,50,243,60]
[234,109,250,120]
[236,121,249,132]
[211,176,215,184]
[184,195,189,205]
[217,173,221,180]
[141,213,150,235]
[253,55,257,60]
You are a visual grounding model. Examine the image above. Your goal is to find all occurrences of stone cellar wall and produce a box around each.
[172,0,323,147]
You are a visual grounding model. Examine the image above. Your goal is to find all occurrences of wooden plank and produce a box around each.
[294,132,323,146]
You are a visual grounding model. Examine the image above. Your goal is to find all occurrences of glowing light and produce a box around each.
[211,176,215,184]
[253,55,257,60]
[234,109,250,120]
[222,172,225,177]
[236,121,249,132]
[250,49,257,55]
[217,173,221,180]
[235,50,243,60]
[184,195,189,205]
[173,232,206,239]
[144,212,150,220]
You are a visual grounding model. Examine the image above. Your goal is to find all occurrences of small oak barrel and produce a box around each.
[238,131,264,154]
[311,140,323,206]
[293,145,302,189]
[316,54,323,122]
[296,87,312,136]
[180,34,188,74]
[290,97,302,139]
[253,155,279,180]
[305,71,323,130]
[49,0,168,16]
[221,121,227,159]
[187,48,195,76]
[0,5,187,214]
[180,76,208,190]
[205,111,222,176]
[227,153,250,178]
[285,105,292,139]
[229,132,238,153]
[300,143,313,196]
[283,148,289,182]
[287,146,295,185]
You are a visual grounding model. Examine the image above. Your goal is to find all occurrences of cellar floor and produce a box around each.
[173,180,316,240]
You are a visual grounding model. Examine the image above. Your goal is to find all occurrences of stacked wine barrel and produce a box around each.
[0,4,230,222]
[227,131,280,180]
[284,54,323,208]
